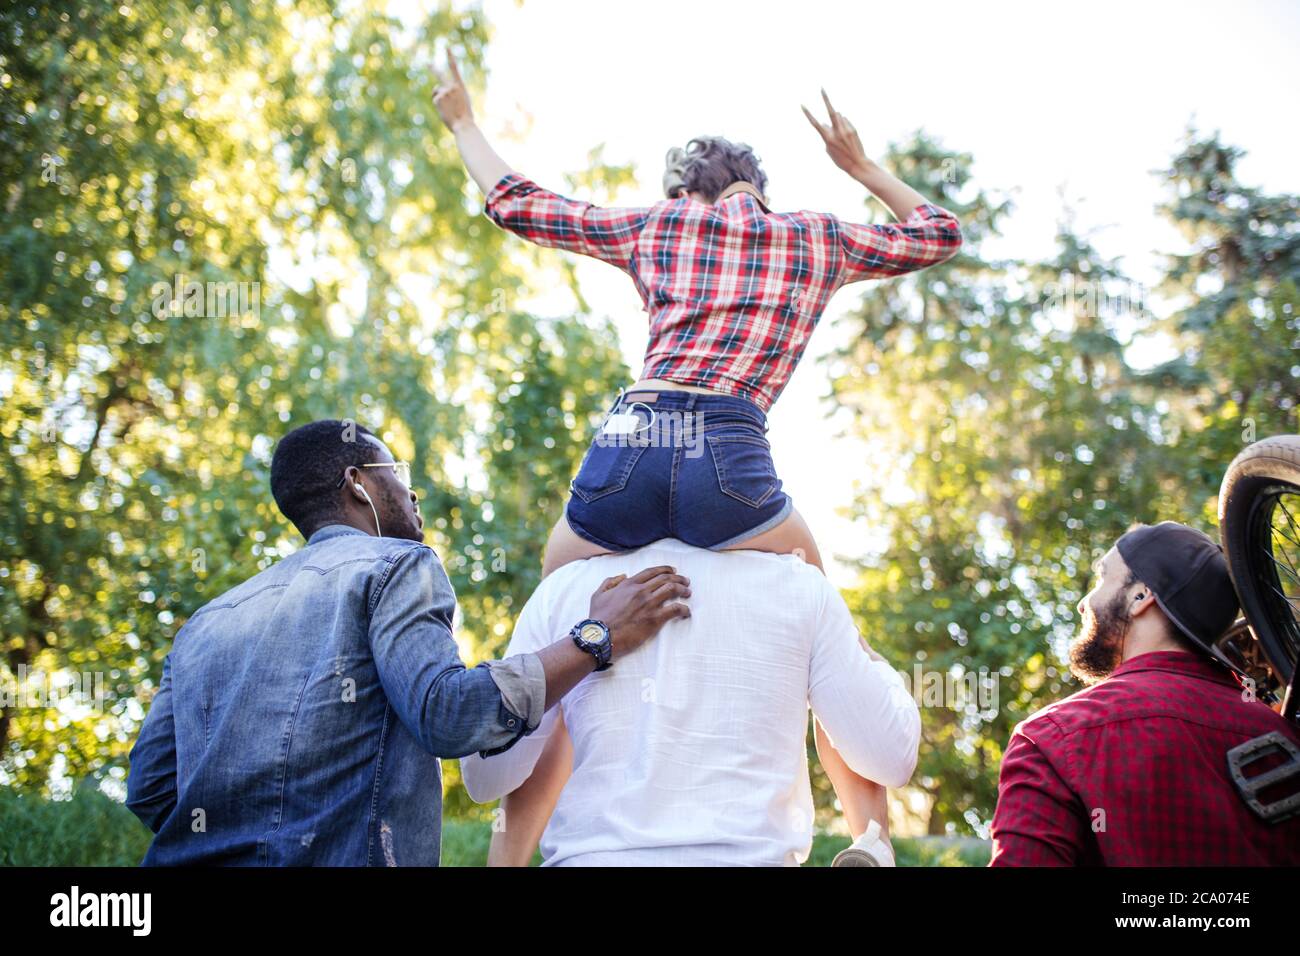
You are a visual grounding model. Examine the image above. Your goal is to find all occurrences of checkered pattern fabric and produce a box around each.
[990,651,1300,866]
[483,172,962,411]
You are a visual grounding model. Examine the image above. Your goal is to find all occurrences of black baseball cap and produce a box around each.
[1115,521,1240,656]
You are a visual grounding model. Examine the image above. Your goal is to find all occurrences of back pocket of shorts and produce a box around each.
[570,440,649,503]
[706,434,778,508]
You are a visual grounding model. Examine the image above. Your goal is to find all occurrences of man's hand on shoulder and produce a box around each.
[534,566,691,711]
[590,565,691,658]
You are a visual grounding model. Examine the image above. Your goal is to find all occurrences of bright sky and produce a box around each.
[471,0,1300,584]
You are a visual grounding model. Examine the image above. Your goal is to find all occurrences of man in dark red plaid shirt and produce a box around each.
[990,522,1300,866]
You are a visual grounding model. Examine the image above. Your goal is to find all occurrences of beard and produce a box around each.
[380,484,422,542]
[1068,589,1133,684]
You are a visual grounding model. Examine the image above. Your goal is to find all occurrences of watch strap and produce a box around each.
[570,619,613,671]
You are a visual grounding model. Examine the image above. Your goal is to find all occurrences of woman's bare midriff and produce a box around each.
[626,377,727,397]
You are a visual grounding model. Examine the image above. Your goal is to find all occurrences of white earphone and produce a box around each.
[354,480,381,537]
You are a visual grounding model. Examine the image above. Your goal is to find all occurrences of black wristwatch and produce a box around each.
[570,619,613,671]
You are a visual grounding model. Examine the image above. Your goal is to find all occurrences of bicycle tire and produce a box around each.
[1219,435,1300,686]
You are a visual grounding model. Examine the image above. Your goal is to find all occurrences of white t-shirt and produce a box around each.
[460,538,921,866]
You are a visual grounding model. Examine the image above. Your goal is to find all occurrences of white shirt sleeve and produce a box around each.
[808,581,921,788]
[460,583,565,803]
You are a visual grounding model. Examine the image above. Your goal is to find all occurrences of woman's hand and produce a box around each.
[432,48,475,133]
[433,45,511,193]
[802,89,874,180]
[803,88,934,222]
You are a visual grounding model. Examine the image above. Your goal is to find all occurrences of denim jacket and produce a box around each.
[126,524,546,866]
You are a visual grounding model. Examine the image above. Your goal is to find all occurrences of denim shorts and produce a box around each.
[565,389,793,551]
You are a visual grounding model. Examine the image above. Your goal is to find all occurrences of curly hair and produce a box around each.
[663,136,768,203]
[271,419,381,538]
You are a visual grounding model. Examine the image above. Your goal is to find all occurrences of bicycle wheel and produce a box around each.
[1219,435,1300,687]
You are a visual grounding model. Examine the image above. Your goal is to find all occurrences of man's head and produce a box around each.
[663,136,769,205]
[270,419,423,542]
[1069,521,1239,683]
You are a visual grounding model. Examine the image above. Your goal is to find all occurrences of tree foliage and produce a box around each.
[825,131,1299,833]
[0,1,627,801]
[3,4,1296,840]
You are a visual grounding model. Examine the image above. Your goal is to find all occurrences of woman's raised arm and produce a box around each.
[432,47,650,269]
[433,47,511,193]
[804,89,962,283]
[803,88,934,222]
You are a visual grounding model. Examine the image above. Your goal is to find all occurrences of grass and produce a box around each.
[0,789,990,866]
[0,785,152,866]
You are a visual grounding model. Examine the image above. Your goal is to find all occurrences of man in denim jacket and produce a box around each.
[126,419,690,865]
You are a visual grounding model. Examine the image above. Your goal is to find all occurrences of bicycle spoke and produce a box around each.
[1271,574,1300,614]
[1263,548,1300,600]
[1272,515,1300,553]
[1262,573,1300,616]
[1259,539,1300,618]
[1269,496,1300,593]
[1270,535,1300,590]
[1276,496,1300,560]
[1244,487,1300,675]
[1272,584,1300,611]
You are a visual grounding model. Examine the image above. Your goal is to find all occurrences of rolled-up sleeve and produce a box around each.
[832,202,962,285]
[367,546,545,759]
[483,172,650,269]
[808,583,921,788]
[481,653,546,755]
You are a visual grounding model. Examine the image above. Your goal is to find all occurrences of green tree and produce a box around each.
[1149,131,1300,501]
[825,133,1183,833]
[0,0,627,806]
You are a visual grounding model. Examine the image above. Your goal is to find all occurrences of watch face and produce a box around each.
[579,622,605,645]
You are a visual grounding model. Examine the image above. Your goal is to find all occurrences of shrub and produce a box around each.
[0,785,152,866]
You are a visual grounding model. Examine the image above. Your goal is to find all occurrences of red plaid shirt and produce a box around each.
[990,651,1300,866]
[483,172,962,411]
